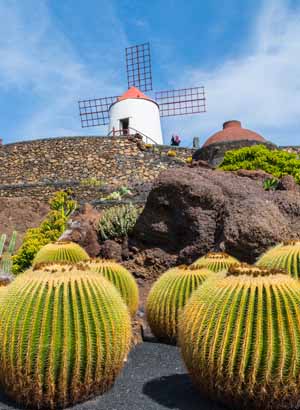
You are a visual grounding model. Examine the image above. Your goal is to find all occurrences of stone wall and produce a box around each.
[0,135,194,200]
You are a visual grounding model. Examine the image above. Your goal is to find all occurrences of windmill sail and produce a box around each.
[126,42,152,92]
[78,96,118,127]
[155,87,206,117]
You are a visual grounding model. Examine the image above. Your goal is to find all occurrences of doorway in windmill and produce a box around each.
[120,118,129,135]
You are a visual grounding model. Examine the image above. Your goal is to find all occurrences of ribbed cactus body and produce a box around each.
[0,266,132,409]
[191,251,239,272]
[81,260,139,315]
[146,266,212,343]
[33,241,89,266]
[257,240,300,279]
[179,266,300,410]
[0,286,7,301]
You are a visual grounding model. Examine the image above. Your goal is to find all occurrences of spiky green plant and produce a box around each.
[98,204,141,241]
[81,259,139,316]
[0,231,17,276]
[179,263,300,410]
[256,240,300,279]
[146,266,213,344]
[191,251,240,272]
[0,264,132,409]
[32,241,89,267]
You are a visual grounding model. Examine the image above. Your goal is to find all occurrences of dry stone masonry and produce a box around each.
[0,135,194,201]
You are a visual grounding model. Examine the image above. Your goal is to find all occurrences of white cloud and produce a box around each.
[0,1,127,141]
[164,0,300,147]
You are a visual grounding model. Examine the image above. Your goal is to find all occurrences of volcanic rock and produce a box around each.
[60,203,101,257]
[131,167,300,264]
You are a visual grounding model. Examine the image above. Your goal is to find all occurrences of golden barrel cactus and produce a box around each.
[0,265,132,409]
[256,240,300,279]
[191,251,239,272]
[33,241,89,267]
[146,266,212,344]
[179,263,300,410]
[81,259,139,316]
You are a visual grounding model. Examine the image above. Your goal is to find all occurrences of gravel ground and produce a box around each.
[0,342,225,410]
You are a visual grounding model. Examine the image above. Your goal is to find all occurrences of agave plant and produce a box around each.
[179,263,300,410]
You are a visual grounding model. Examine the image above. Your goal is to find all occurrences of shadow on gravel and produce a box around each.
[143,373,218,410]
[0,391,24,410]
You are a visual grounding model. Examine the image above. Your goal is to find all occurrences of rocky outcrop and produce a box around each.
[60,204,101,257]
[0,197,49,249]
[131,167,300,264]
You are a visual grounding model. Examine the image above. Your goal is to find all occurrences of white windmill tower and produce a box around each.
[78,42,206,145]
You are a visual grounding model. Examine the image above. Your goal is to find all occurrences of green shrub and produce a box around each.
[12,191,77,274]
[98,204,141,241]
[80,177,104,187]
[219,145,300,183]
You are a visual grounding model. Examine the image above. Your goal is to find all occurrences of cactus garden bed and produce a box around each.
[0,342,224,410]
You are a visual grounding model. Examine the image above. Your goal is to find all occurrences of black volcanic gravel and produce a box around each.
[0,342,225,410]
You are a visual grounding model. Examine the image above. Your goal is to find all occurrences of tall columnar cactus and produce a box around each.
[191,251,240,272]
[179,263,300,410]
[0,265,132,409]
[33,241,89,267]
[81,259,139,316]
[256,240,300,279]
[0,231,17,277]
[146,266,213,344]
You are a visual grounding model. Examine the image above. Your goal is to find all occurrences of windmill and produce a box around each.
[78,42,206,145]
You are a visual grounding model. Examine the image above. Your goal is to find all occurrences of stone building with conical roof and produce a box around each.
[193,120,276,166]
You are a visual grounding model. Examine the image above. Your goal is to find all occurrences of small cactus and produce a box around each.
[33,241,89,267]
[0,264,131,409]
[191,251,239,272]
[80,259,139,315]
[0,231,17,276]
[179,263,300,410]
[146,266,213,344]
[256,240,300,278]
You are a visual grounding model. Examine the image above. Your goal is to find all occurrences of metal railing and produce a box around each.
[107,127,158,145]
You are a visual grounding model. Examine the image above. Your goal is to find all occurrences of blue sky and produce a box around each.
[0,0,299,146]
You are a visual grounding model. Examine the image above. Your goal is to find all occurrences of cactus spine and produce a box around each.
[0,265,132,409]
[82,259,139,316]
[146,266,212,343]
[33,241,89,267]
[179,263,300,410]
[191,251,239,272]
[256,240,300,279]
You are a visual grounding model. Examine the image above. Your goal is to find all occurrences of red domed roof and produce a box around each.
[203,120,266,147]
[117,86,152,102]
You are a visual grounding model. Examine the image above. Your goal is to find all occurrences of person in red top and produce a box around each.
[171,134,181,146]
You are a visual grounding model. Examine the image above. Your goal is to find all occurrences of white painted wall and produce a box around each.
[108,98,163,145]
